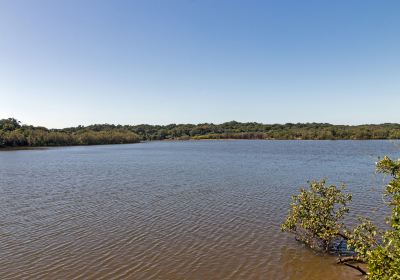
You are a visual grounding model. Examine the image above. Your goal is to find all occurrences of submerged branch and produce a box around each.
[343,263,367,275]
[337,256,367,275]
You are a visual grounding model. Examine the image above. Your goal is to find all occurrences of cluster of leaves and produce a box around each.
[282,157,400,279]
[0,118,140,147]
[2,118,400,148]
[281,180,352,251]
[367,157,400,279]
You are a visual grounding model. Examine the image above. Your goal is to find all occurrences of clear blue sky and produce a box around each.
[1,0,399,128]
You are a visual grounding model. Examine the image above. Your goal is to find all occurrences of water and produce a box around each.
[0,140,399,280]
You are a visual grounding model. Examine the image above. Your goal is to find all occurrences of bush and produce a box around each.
[281,180,351,251]
[282,157,400,278]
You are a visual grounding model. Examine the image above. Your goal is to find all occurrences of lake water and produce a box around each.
[0,140,399,280]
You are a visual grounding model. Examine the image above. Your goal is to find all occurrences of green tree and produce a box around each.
[282,157,400,278]
[281,180,352,251]
[0,118,21,131]
[346,156,400,279]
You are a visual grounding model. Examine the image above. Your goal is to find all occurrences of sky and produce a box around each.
[0,0,399,128]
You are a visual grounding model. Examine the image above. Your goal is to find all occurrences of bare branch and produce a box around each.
[343,263,367,275]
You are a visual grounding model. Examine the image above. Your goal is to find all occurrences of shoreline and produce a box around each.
[1,138,399,151]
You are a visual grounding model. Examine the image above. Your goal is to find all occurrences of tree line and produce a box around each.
[1,118,400,147]
[0,118,140,147]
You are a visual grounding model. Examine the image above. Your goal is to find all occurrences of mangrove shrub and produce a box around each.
[282,157,400,278]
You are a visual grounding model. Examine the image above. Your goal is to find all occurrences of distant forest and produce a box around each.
[1,118,400,148]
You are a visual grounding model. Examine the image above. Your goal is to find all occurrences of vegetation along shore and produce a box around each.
[1,118,400,148]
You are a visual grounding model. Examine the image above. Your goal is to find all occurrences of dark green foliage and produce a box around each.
[0,119,140,148]
[124,121,400,141]
[0,118,21,131]
[1,118,400,148]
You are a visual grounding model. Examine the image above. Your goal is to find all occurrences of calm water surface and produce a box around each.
[1,140,399,280]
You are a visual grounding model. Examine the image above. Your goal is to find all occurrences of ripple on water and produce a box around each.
[0,140,398,279]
